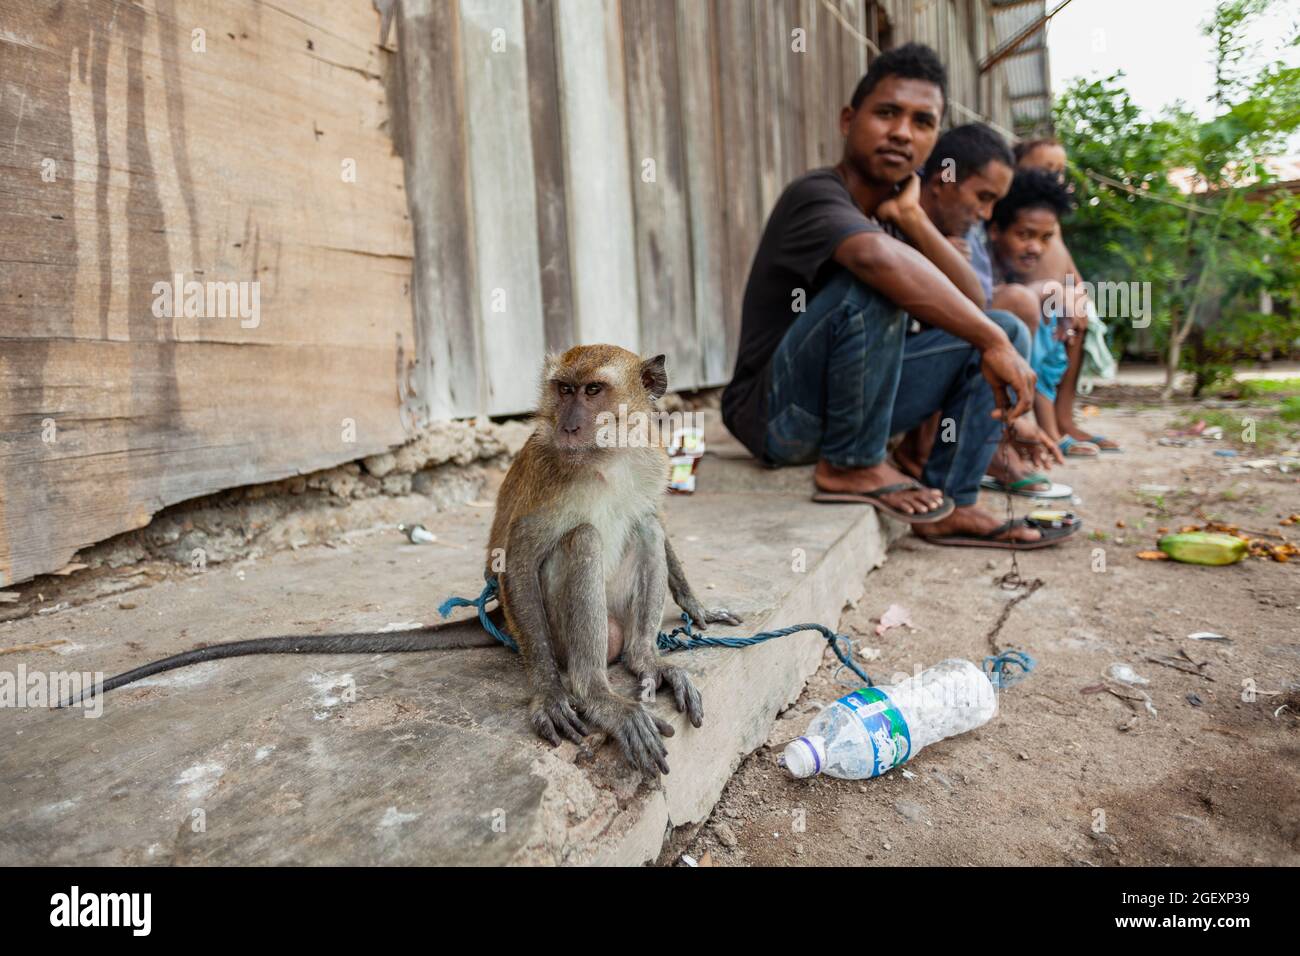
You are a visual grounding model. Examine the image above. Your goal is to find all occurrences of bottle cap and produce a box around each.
[780,735,826,778]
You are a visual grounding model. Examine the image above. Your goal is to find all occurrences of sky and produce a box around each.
[1047,0,1300,127]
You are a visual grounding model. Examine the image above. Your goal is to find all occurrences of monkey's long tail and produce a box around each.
[57,610,504,708]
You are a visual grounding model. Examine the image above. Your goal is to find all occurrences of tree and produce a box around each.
[1055,0,1300,395]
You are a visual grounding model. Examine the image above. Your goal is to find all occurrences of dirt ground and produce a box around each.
[681,400,1300,867]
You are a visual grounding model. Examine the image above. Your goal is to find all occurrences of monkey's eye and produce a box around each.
[557,383,574,396]
[584,383,602,396]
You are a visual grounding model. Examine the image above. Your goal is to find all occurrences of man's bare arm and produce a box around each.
[877,173,985,306]
[833,230,1036,422]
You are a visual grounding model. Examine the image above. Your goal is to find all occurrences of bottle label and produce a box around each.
[836,687,913,776]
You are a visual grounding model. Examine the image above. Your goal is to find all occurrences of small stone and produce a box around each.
[713,822,738,848]
[882,841,891,850]
[794,843,804,855]
[1018,751,1030,761]
[117,600,137,610]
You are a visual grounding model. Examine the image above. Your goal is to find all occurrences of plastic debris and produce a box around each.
[400,523,436,544]
[875,603,913,637]
[1106,662,1150,686]
[1188,632,1230,642]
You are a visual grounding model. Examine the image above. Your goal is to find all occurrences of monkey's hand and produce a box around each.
[678,599,743,631]
[636,664,704,729]
[583,695,674,776]
[529,689,589,747]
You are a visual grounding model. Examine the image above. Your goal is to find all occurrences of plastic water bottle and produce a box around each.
[780,659,997,779]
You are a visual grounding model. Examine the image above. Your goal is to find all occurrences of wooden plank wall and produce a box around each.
[0,0,414,586]
[398,0,1016,424]
[0,0,1017,585]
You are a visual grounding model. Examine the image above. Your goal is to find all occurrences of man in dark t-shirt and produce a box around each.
[720,45,1077,549]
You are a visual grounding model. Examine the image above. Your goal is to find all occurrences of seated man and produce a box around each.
[892,122,1067,498]
[1014,138,1120,453]
[986,169,1084,454]
[720,44,1077,549]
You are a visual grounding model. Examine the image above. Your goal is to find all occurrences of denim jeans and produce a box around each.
[763,271,1031,506]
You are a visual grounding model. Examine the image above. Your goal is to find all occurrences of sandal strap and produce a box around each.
[859,481,924,499]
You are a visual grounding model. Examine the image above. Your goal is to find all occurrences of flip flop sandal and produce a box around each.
[812,481,956,525]
[1087,434,1123,453]
[979,473,1073,499]
[917,513,1083,550]
[1058,435,1100,457]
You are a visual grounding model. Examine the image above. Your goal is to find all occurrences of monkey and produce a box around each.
[488,345,739,775]
[62,345,738,777]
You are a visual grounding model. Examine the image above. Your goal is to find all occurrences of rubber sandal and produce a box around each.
[916,514,1083,550]
[979,473,1073,499]
[1058,435,1100,457]
[812,480,956,525]
[1087,434,1123,453]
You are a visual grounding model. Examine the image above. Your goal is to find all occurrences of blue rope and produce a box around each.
[437,576,519,653]
[982,649,1036,688]
[438,575,872,686]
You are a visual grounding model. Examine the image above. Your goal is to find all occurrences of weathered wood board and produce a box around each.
[0,0,414,585]
[1,0,1021,586]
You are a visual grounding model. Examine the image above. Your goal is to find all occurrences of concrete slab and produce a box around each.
[0,454,902,865]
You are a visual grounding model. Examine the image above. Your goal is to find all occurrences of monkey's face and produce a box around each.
[550,377,620,454]
[538,346,669,458]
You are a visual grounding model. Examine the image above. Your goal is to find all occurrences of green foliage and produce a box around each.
[1053,1,1300,392]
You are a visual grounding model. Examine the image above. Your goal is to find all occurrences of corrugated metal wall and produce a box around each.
[397,0,1018,424]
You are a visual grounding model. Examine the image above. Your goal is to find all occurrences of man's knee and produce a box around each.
[985,308,1032,359]
[991,283,1041,335]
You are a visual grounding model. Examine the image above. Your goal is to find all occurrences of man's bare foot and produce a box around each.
[985,442,1051,492]
[814,460,944,515]
[913,504,1043,543]
[1062,421,1119,450]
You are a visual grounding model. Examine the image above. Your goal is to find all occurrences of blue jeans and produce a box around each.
[763,272,1031,506]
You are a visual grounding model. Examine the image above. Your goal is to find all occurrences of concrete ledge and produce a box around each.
[0,455,903,866]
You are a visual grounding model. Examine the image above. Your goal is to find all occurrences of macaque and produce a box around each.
[64,346,738,777]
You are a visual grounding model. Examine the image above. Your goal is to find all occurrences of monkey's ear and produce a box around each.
[640,354,667,400]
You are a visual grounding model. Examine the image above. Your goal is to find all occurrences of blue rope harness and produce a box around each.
[439,575,1038,693]
[438,575,873,685]
[982,649,1037,688]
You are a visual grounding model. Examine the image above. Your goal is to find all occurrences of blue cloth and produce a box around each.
[1031,312,1069,402]
[760,272,1031,507]
[966,223,994,308]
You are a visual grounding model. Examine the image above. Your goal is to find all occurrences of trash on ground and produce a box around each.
[399,523,436,544]
[1136,550,1170,561]
[779,659,996,780]
[1146,650,1213,680]
[1213,449,1237,458]
[1188,631,1230,642]
[874,603,913,637]
[1157,531,1247,566]
[667,427,705,494]
[1106,662,1150,686]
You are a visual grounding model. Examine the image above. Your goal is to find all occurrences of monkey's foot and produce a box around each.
[635,664,704,729]
[529,690,589,747]
[678,600,743,630]
[584,697,673,776]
